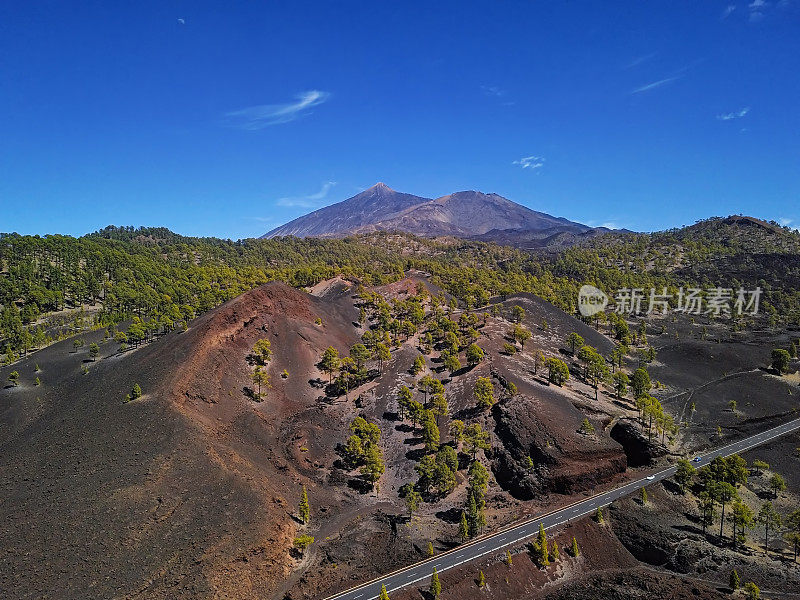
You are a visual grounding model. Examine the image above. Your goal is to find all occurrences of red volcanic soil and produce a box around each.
[0,282,361,599]
[392,516,727,600]
[6,276,790,600]
[0,276,636,598]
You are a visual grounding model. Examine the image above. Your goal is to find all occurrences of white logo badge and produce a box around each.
[578,285,608,317]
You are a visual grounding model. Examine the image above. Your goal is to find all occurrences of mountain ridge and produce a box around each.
[263,183,431,239]
[262,183,598,245]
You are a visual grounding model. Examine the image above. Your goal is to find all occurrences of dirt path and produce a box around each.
[662,368,761,430]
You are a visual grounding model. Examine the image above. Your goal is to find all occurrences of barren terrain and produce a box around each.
[1,275,798,600]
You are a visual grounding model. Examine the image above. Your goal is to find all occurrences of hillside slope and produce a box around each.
[263,183,431,238]
[0,281,361,599]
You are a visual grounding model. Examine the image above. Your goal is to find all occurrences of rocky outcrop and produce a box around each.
[610,420,667,467]
[492,396,627,499]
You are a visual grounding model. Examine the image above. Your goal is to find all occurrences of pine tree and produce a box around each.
[427,542,434,557]
[466,490,479,537]
[477,570,485,588]
[320,346,340,383]
[459,511,469,542]
[430,568,441,599]
[641,487,648,504]
[571,536,580,557]
[730,569,740,591]
[596,507,604,523]
[298,486,310,524]
[378,584,390,600]
[744,582,760,600]
[538,523,549,566]
[131,382,142,399]
[551,540,560,562]
[251,367,270,399]
[474,376,495,409]
[505,549,513,566]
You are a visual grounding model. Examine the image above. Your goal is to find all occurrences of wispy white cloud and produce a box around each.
[276,181,337,208]
[778,217,800,231]
[625,53,655,69]
[631,76,680,94]
[481,85,506,97]
[717,106,750,120]
[225,90,330,129]
[482,85,514,105]
[723,0,788,23]
[513,156,545,171]
[586,219,622,230]
[749,0,768,20]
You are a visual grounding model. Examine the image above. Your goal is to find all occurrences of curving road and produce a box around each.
[323,418,800,600]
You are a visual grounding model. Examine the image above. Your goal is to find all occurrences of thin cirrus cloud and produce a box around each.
[631,76,680,94]
[225,90,330,130]
[717,107,750,121]
[481,85,515,106]
[481,85,506,97]
[749,0,767,21]
[587,219,621,230]
[513,156,545,171]
[276,181,337,208]
[624,53,656,69]
[722,1,783,23]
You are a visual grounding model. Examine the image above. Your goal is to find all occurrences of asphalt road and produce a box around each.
[323,417,800,600]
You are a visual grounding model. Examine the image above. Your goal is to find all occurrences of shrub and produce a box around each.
[293,534,315,551]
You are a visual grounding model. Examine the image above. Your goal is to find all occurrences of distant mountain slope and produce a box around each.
[262,183,594,241]
[472,225,616,250]
[263,183,431,238]
[358,190,591,237]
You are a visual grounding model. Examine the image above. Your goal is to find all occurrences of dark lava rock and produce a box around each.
[492,395,627,499]
[610,419,667,467]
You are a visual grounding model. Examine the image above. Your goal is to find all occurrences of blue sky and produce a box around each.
[1,1,799,238]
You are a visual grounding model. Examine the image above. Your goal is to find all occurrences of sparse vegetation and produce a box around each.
[4,222,800,600]
[430,568,441,598]
[474,377,494,409]
[546,357,569,386]
[729,569,740,591]
[298,486,310,524]
[293,534,314,552]
[771,348,791,374]
[744,582,760,600]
